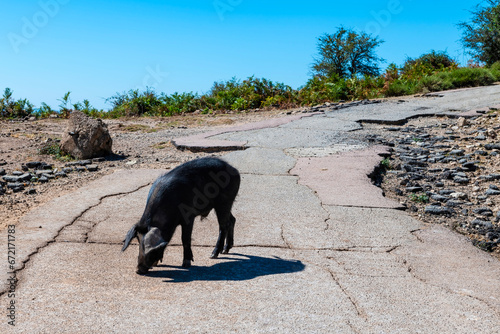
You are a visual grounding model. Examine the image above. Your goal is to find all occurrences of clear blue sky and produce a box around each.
[0,0,477,110]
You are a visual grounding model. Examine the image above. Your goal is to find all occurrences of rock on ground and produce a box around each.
[60,111,113,159]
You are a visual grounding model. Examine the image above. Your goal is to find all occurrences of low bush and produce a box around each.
[0,88,34,118]
[421,67,495,92]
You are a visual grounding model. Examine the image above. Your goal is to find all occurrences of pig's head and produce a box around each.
[122,225,168,275]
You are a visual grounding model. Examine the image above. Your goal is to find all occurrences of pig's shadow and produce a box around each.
[146,253,305,282]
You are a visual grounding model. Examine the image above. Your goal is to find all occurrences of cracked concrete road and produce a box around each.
[2,86,500,333]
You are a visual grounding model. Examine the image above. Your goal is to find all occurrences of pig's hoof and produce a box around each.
[182,260,191,268]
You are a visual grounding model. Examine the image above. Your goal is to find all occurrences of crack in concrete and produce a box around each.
[280,224,292,249]
[410,229,424,243]
[396,255,500,318]
[385,245,401,253]
[0,182,153,297]
[49,241,399,254]
[325,265,368,321]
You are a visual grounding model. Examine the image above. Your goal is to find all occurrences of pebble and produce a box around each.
[406,186,423,193]
[449,149,465,156]
[35,170,53,176]
[473,208,493,216]
[78,160,92,166]
[3,175,20,182]
[450,192,467,199]
[471,218,493,229]
[25,161,42,169]
[425,205,453,215]
[484,143,500,150]
[485,188,500,196]
[7,182,24,190]
[430,194,448,202]
[446,200,466,207]
[453,176,469,184]
[86,164,98,172]
[19,173,32,181]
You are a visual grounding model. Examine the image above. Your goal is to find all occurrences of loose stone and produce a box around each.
[86,164,98,172]
[454,176,469,184]
[25,161,42,169]
[473,208,493,216]
[3,175,20,182]
[406,186,423,193]
[35,170,53,176]
[78,160,92,166]
[485,188,500,196]
[450,192,467,199]
[18,173,32,182]
[425,205,453,215]
[449,149,465,156]
[484,143,500,150]
[446,200,465,207]
[430,194,448,202]
[7,182,24,189]
[471,218,493,229]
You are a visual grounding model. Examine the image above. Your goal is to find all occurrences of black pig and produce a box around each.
[122,157,240,274]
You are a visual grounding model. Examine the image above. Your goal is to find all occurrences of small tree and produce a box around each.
[0,88,34,118]
[401,50,458,78]
[312,27,385,78]
[58,91,72,118]
[459,0,500,65]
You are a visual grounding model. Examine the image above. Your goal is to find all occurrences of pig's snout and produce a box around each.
[136,264,150,275]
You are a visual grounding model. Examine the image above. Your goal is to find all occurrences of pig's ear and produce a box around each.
[122,224,138,252]
[144,227,168,261]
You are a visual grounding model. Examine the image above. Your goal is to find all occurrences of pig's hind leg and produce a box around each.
[210,207,232,259]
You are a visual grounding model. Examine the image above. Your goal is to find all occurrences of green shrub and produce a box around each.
[421,67,495,92]
[489,61,500,80]
[402,50,458,79]
[35,102,55,118]
[106,89,163,117]
[420,74,453,92]
[385,80,413,97]
[447,67,495,87]
[0,88,34,118]
[409,193,429,203]
[39,140,73,161]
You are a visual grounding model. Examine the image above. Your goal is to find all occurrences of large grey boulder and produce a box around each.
[60,111,113,159]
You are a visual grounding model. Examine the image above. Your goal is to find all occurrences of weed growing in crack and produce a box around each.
[409,193,429,203]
